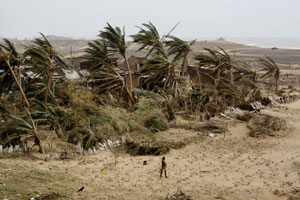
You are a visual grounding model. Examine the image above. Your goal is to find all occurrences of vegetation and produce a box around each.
[0,22,281,154]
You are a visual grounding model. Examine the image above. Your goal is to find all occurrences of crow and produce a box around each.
[77,186,85,192]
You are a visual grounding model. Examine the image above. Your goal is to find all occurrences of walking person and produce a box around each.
[160,157,168,178]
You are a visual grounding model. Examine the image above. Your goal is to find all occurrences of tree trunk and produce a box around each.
[196,68,203,92]
[44,68,53,105]
[5,59,30,107]
[181,52,188,76]
[214,67,221,101]
[126,87,135,103]
[18,66,23,111]
[124,53,133,99]
[29,109,44,154]
[276,77,279,92]
[164,64,172,90]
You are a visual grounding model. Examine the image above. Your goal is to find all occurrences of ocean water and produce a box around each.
[226,37,300,49]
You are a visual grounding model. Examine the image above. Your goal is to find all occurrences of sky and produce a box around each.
[1,0,300,40]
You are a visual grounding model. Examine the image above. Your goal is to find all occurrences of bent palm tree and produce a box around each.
[84,39,116,72]
[258,56,280,92]
[24,33,63,104]
[141,55,173,90]
[0,49,30,107]
[0,39,29,107]
[99,23,133,99]
[131,22,167,58]
[164,36,196,76]
[0,109,44,153]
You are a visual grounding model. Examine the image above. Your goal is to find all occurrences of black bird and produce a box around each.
[77,186,85,192]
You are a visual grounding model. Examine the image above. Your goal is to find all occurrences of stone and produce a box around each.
[121,136,126,143]
[8,145,13,153]
[14,145,20,152]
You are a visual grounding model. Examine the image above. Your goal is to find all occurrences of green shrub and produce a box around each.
[134,98,168,132]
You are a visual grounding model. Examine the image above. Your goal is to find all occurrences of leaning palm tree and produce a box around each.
[99,23,133,99]
[24,33,63,105]
[31,100,63,138]
[141,55,173,90]
[88,65,134,102]
[0,108,44,153]
[194,48,238,100]
[131,22,167,58]
[258,56,280,92]
[84,39,116,72]
[164,36,196,76]
[0,39,28,110]
[0,46,30,107]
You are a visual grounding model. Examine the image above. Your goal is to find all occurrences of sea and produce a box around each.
[226,37,300,49]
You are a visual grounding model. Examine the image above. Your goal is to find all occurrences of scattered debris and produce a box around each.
[166,190,193,200]
[236,112,253,122]
[193,121,228,134]
[126,141,185,156]
[247,114,288,137]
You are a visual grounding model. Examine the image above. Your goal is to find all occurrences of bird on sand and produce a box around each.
[77,186,85,192]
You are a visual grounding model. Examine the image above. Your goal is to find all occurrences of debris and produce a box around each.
[166,190,192,200]
[247,114,288,137]
[236,112,253,122]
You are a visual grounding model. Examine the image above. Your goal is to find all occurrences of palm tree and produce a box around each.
[99,23,133,99]
[164,36,196,76]
[24,33,63,105]
[88,65,134,102]
[0,108,44,153]
[258,56,280,92]
[31,100,63,138]
[0,45,30,107]
[141,55,173,90]
[84,39,116,72]
[131,22,167,58]
[194,48,238,100]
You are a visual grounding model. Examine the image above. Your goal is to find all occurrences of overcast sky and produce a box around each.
[1,0,300,39]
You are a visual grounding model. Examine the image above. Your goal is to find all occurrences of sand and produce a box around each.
[2,101,300,199]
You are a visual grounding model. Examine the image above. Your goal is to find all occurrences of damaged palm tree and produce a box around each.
[0,44,30,108]
[84,39,116,72]
[99,23,134,100]
[164,35,196,76]
[24,33,65,105]
[131,21,168,58]
[88,65,133,102]
[0,108,44,153]
[141,55,174,90]
[31,100,63,138]
[258,56,280,92]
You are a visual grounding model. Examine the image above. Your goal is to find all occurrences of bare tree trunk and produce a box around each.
[5,59,30,107]
[44,68,53,105]
[18,66,23,111]
[124,53,133,99]
[181,52,188,76]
